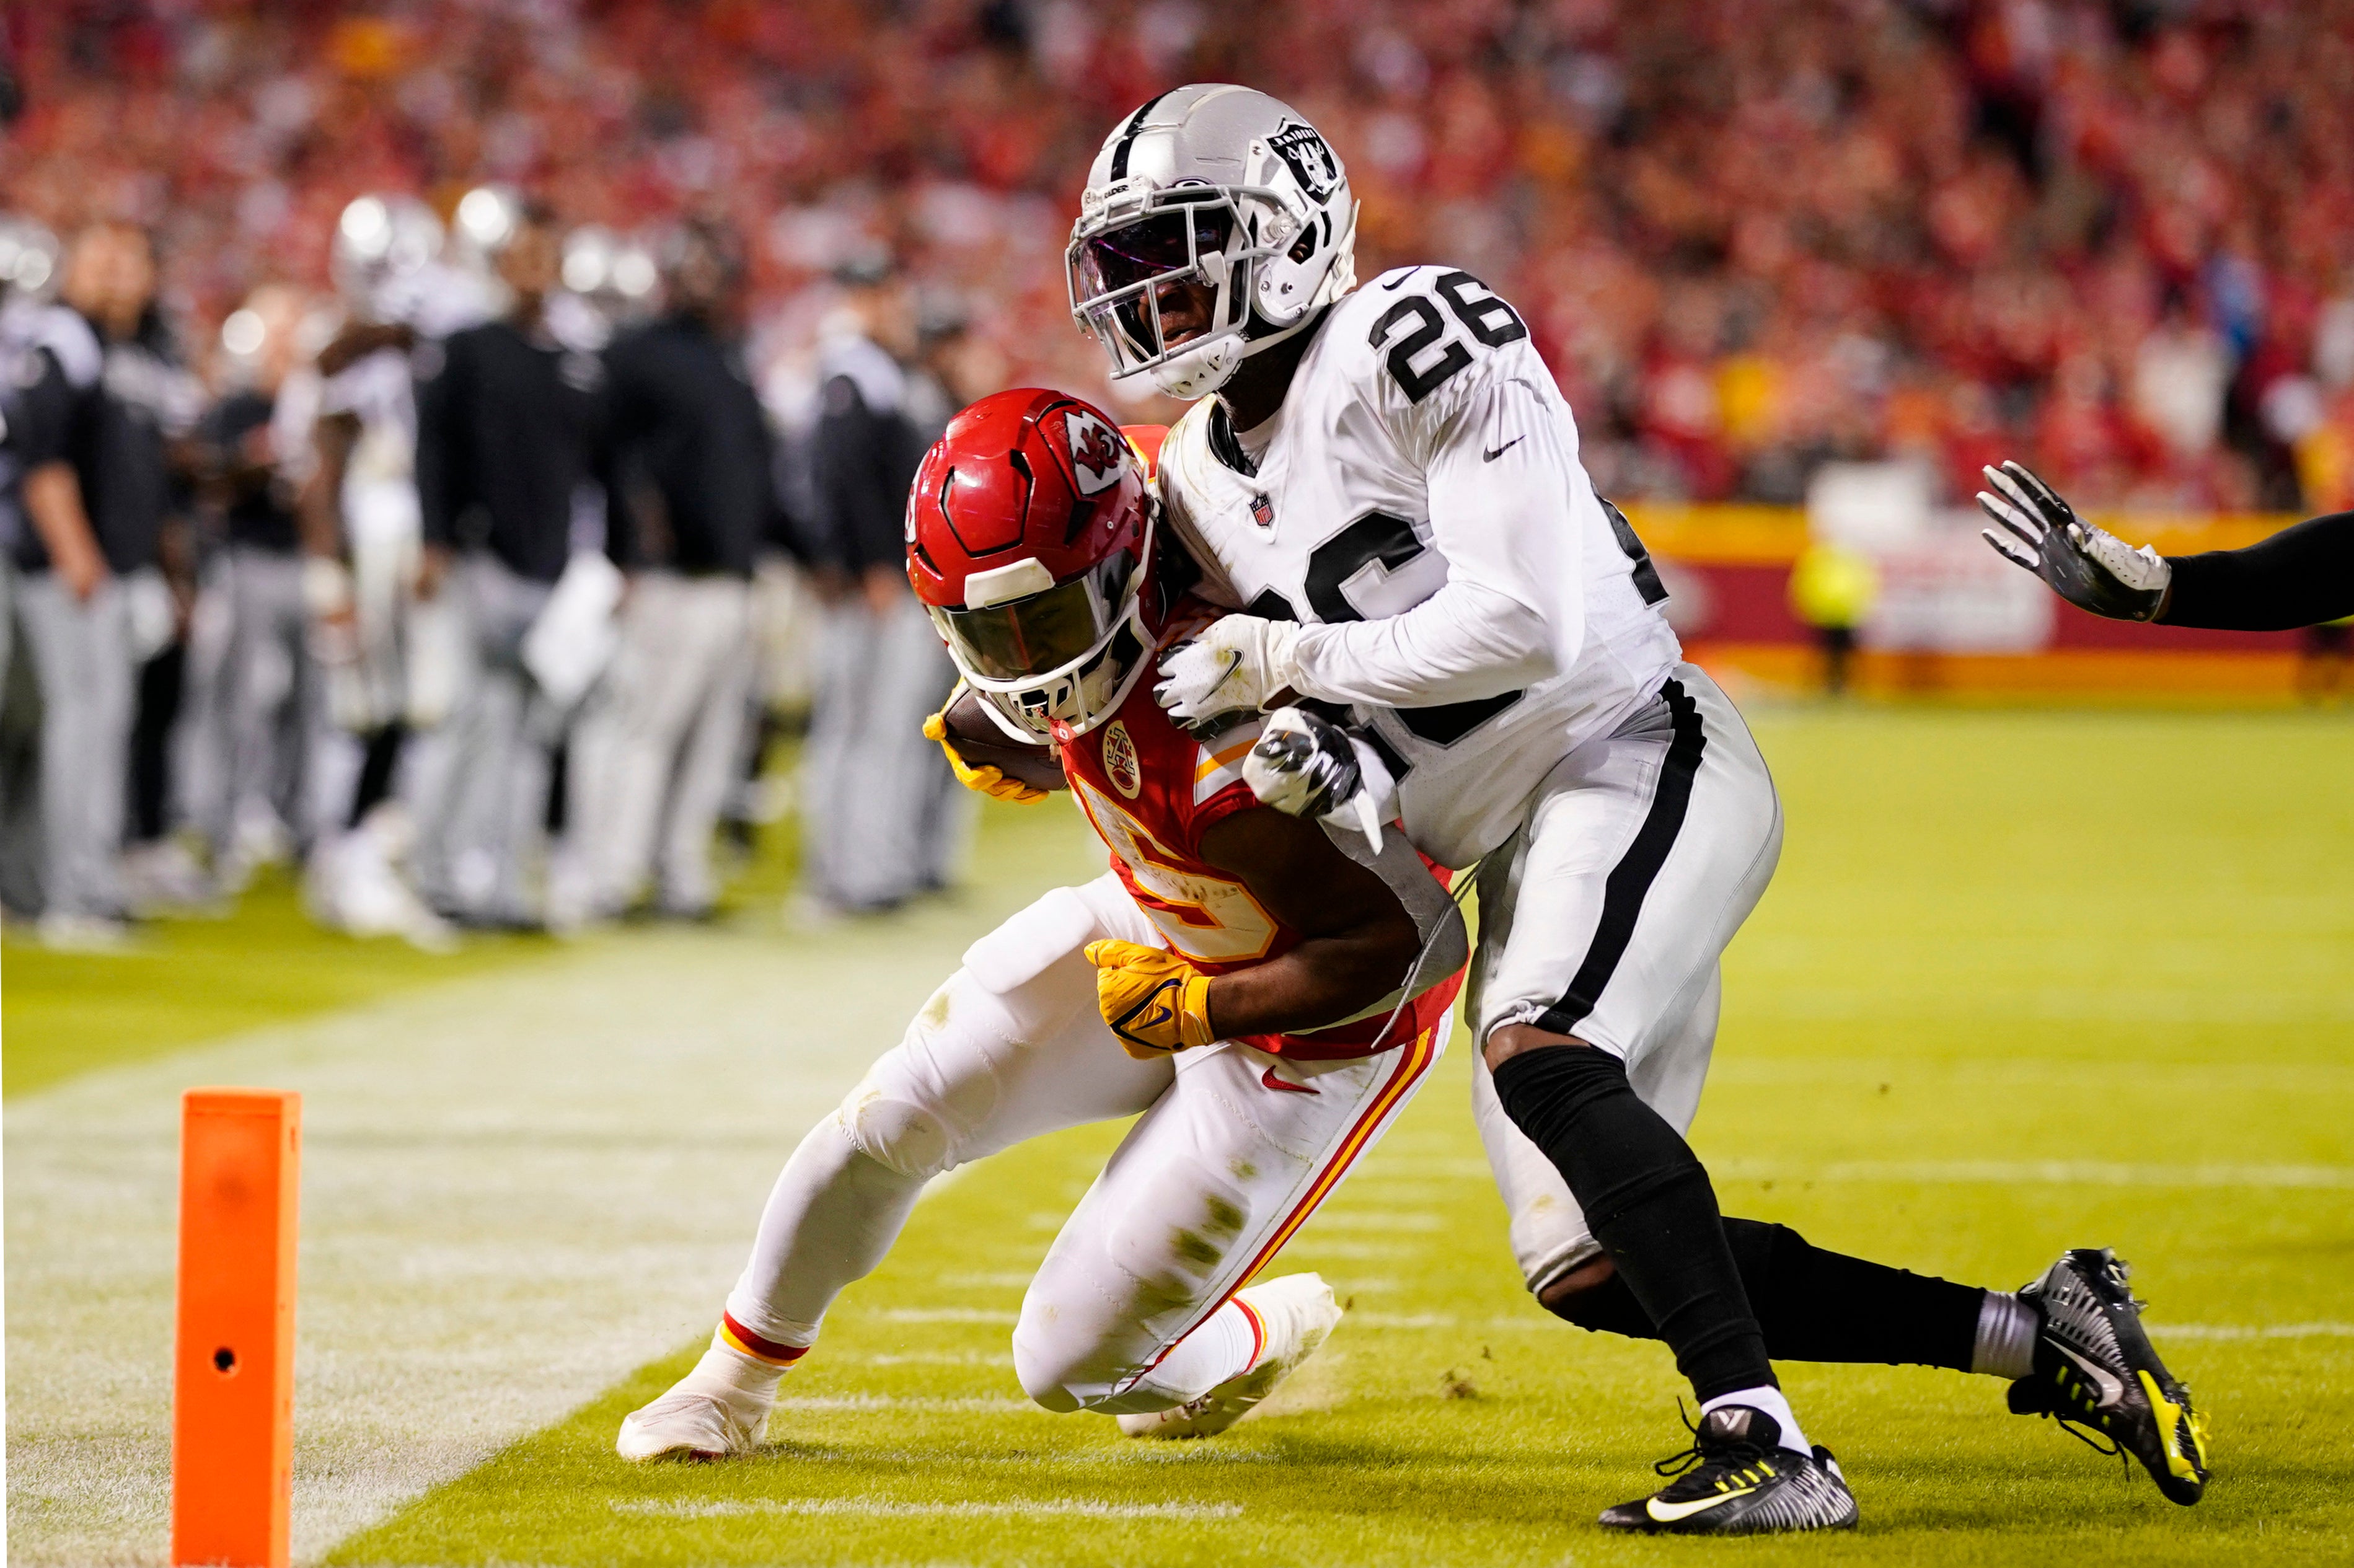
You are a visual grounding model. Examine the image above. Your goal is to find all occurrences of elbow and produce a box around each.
[1336,910,1425,1015]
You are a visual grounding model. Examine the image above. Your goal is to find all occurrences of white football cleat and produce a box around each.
[615,1376,774,1461]
[1117,1272,1343,1440]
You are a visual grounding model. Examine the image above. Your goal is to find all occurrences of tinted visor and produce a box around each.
[932,552,1136,682]
[1076,205,1233,296]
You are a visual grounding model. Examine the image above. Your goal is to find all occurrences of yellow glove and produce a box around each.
[1085,940,1219,1059]
[924,708,1051,804]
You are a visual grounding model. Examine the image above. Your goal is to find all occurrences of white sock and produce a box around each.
[1971,1290,2040,1380]
[686,1326,793,1400]
[1702,1384,1809,1455]
[1123,1299,1263,1408]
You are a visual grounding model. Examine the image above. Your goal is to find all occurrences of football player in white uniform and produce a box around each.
[1067,85,2207,1532]
[295,195,493,946]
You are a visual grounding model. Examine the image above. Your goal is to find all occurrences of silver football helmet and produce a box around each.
[332,195,444,315]
[1067,84,1358,399]
[0,217,60,302]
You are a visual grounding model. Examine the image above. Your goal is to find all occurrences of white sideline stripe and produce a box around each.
[1,866,1104,1568]
[614,1497,1243,1520]
[883,1307,1020,1323]
[1710,1158,2354,1189]
[2148,1322,2354,1341]
[775,1396,1039,1412]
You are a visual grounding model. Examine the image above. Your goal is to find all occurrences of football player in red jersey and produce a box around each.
[617,389,1465,1460]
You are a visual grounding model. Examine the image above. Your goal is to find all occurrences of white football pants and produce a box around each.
[568,570,753,917]
[1465,664,1782,1293]
[723,871,1448,1413]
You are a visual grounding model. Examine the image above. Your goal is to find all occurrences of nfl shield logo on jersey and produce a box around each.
[1101,720,1142,797]
[1065,409,1127,496]
[1250,492,1276,531]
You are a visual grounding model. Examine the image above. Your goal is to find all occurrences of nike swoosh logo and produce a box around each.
[1482,436,1524,462]
[2060,1346,2125,1408]
[1380,269,1424,291]
[1646,1488,1756,1523]
[1261,1066,1319,1095]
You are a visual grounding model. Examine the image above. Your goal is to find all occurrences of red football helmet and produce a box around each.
[907,388,1156,742]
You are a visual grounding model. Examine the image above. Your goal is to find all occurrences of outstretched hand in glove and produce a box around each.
[1978,460,2172,622]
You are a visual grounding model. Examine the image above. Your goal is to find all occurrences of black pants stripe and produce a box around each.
[1533,677,1708,1038]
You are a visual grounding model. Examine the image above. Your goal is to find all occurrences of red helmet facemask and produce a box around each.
[907,389,1155,742]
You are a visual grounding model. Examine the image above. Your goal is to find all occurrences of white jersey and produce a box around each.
[320,346,420,491]
[1158,265,1682,867]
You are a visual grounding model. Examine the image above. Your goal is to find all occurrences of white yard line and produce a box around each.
[612,1496,1244,1520]
[4,917,996,1567]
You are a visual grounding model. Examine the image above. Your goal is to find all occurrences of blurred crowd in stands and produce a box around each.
[7,0,2354,514]
[1,0,2351,946]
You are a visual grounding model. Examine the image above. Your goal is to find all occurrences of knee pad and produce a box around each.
[1009,1325,1088,1414]
[835,1077,952,1181]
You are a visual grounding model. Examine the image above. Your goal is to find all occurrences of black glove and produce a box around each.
[1978,460,2172,622]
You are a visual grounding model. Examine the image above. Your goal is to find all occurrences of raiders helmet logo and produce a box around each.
[1267,121,1341,203]
[1101,719,1142,798]
[1064,408,1127,496]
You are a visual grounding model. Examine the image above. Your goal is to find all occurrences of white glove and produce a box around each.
[1154,615,1300,730]
[1243,706,1396,850]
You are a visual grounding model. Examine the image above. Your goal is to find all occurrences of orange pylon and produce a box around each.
[172,1088,300,1568]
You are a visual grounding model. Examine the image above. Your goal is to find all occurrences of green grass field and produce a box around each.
[10,705,2353,1565]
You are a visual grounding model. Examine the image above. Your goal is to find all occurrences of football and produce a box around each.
[941,685,1068,793]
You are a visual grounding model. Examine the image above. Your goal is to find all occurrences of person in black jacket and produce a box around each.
[4,222,200,943]
[1980,460,2354,630]
[197,284,320,883]
[412,198,606,925]
[798,257,959,917]
[575,218,774,920]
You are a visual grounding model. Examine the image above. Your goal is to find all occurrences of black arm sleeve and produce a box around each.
[413,338,464,550]
[811,376,909,575]
[9,350,82,469]
[2161,511,2354,630]
[596,343,641,571]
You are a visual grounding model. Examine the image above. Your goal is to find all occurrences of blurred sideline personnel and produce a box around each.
[194,284,320,885]
[4,221,199,947]
[1071,87,2208,1530]
[572,218,770,922]
[299,194,490,945]
[798,256,959,917]
[1980,460,2354,631]
[413,195,607,928]
[617,391,1467,1460]
[0,218,65,921]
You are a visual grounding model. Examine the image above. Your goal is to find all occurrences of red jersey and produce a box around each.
[1054,597,1464,1060]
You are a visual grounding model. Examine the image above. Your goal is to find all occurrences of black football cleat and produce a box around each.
[2009,1247,2210,1505]
[1597,1405,1858,1535]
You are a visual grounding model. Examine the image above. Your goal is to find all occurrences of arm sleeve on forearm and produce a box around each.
[1292,580,1556,705]
[2161,511,2354,630]
[1290,371,1584,707]
[413,345,461,549]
